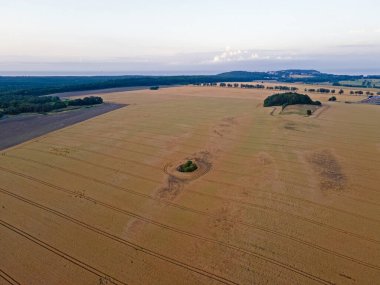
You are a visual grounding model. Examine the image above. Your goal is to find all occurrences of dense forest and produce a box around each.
[0,96,103,117]
[0,70,375,99]
[0,75,247,98]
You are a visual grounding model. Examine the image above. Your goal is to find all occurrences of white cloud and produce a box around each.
[213,48,262,63]
[211,48,292,63]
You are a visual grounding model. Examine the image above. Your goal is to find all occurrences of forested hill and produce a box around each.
[216,70,362,83]
[0,70,375,98]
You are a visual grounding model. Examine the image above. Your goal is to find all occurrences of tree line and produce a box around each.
[0,96,103,117]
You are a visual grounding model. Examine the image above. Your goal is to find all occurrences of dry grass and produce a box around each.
[0,85,379,285]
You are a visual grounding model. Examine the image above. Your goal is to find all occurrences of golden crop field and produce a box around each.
[1,85,379,285]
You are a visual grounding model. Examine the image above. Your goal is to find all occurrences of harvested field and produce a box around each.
[1,85,379,284]
[0,103,126,151]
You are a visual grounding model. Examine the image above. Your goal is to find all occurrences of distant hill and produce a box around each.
[217,71,267,77]
[219,69,321,78]
[217,70,362,84]
[0,69,377,99]
[269,69,321,78]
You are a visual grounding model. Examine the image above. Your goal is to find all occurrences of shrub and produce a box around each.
[263,92,321,107]
[150,86,159,90]
[307,110,312,116]
[178,160,198,173]
[317,88,331,93]
[328,96,337,101]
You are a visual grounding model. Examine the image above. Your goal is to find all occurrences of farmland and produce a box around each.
[0,103,125,151]
[339,79,380,88]
[1,85,379,284]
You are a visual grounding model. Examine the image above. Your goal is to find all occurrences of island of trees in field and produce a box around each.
[0,96,103,118]
[263,93,321,108]
[178,160,198,173]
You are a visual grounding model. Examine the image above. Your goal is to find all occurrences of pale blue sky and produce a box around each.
[1,0,380,74]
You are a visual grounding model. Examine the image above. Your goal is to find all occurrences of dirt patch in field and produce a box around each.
[281,104,320,116]
[163,151,212,182]
[213,116,237,138]
[221,116,238,125]
[306,149,347,191]
[283,122,299,131]
[255,152,274,166]
[156,175,185,200]
[158,151,213,200]
[210,205,243,241]
[49,146,75,157]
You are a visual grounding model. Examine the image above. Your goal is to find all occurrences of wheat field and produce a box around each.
[1,85,379,285]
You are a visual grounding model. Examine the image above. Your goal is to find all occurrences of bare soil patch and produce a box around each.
[306,149,347,191]
[0,103,126,151]
[281,104,321,116]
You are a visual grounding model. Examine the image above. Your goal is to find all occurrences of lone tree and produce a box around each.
[339,89,344,95]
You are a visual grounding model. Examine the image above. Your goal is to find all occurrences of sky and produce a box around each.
[1,0,380,75]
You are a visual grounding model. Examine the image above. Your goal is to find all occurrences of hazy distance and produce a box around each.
[1,0,380,75]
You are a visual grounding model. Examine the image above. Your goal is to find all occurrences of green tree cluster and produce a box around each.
[263,93,321,107]
[178,160,198,173]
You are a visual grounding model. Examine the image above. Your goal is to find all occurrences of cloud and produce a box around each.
[212,48,262,63]
[211,47,292,63]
